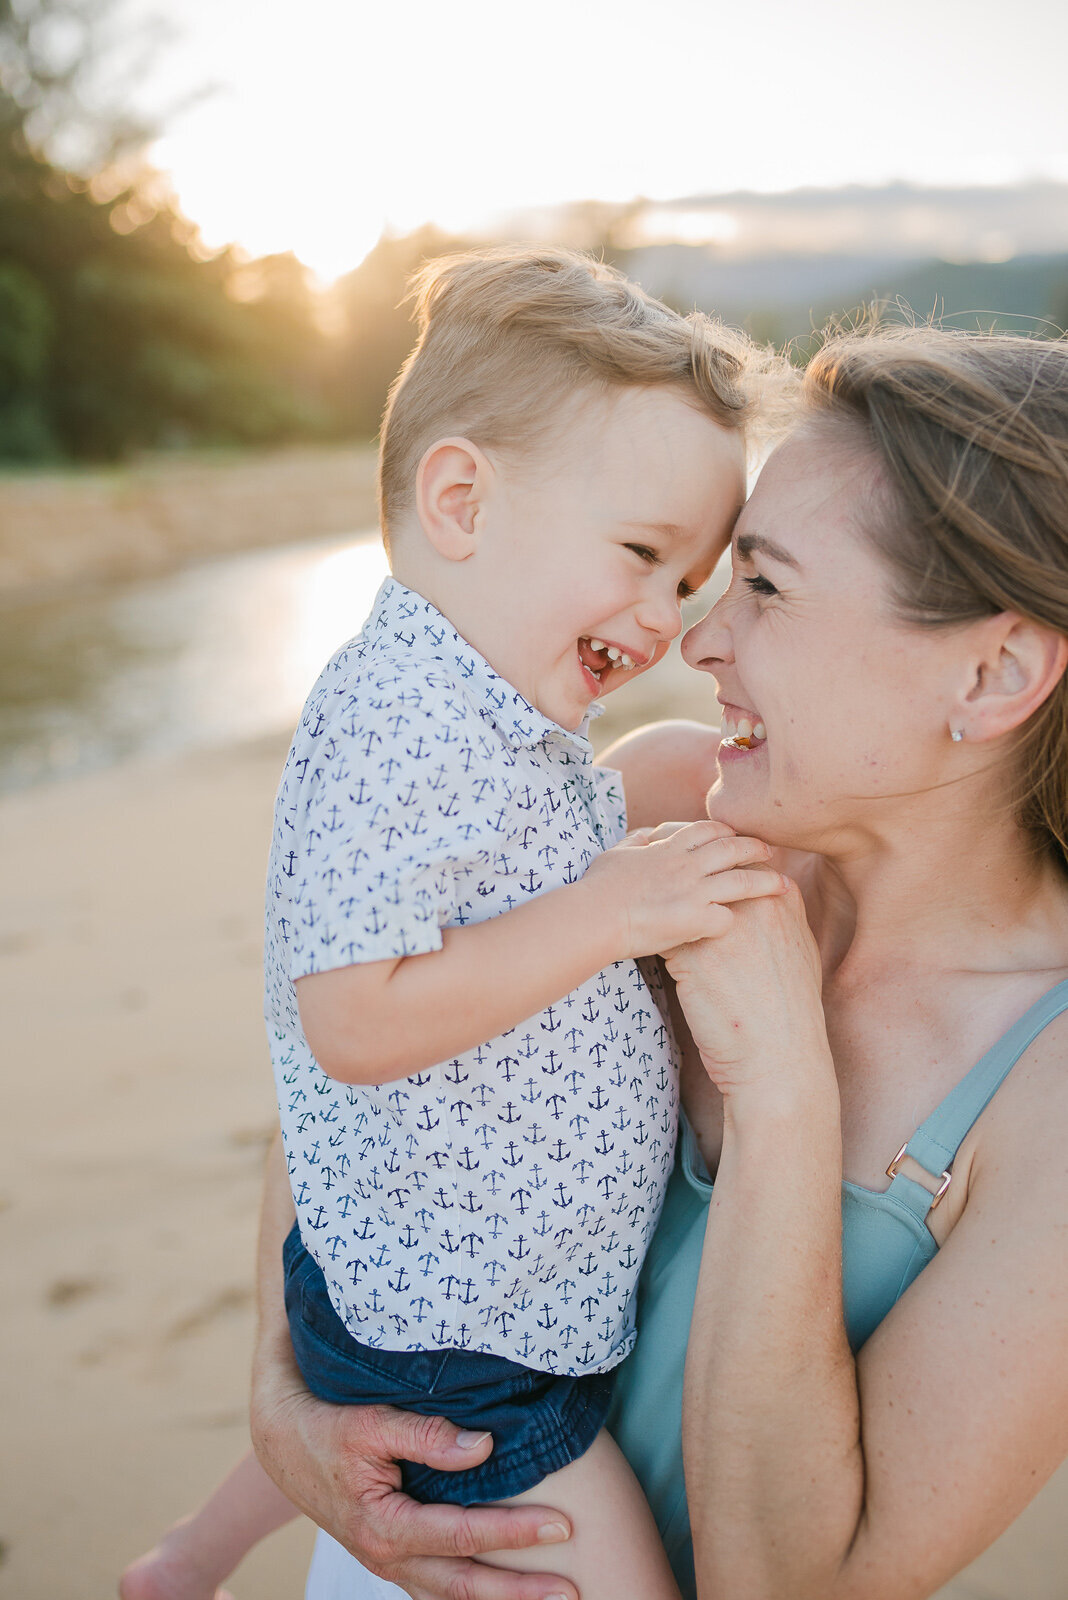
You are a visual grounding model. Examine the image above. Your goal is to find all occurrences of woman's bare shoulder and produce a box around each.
[597,719,721,829]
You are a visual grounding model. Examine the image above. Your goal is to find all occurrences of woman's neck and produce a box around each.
[797,808,1068,989]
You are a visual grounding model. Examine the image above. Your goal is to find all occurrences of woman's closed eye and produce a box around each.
[743,573,779,598]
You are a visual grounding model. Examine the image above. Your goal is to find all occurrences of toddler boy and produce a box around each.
[122,246,781,1600]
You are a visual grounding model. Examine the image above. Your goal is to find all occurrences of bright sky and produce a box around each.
[128,0,1068,282]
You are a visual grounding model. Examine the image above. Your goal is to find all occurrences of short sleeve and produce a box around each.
[271,664,484,978]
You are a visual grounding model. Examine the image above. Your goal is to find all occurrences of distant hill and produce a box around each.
[646,181,1068,261]
[612,244,1068,345]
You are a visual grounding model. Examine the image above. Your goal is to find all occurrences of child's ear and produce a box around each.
[415,437,490,561]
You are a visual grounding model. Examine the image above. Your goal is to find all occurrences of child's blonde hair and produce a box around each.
[377,245,767,545]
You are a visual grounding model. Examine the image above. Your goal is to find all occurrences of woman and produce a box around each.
[251,325,1068,1600]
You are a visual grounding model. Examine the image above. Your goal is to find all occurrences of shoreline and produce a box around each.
[0,444,379,601]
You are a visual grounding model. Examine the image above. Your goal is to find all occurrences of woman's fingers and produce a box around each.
[385,1496,572,1561]
[368,1407,499,1472]
[405,1555,578,1600]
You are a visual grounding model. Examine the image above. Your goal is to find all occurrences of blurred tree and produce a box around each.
[328,226,468,440]
[0,0,332,461]
[0,0,168,173]
[0,255,55,454]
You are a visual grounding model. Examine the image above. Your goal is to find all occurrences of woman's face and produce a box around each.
[682,428,969,854]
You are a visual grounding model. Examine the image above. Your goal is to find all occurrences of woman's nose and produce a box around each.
[682,599,732,673]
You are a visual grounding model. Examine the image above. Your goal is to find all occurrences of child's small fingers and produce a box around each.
[704,868,788,904]
[645,820,693,843]
[675,818,736,846]
[693,833,772,870]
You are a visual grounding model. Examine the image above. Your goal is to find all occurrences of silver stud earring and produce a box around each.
[950,726,964,742]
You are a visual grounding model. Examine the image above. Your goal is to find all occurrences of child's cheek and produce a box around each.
[633,639,672,683]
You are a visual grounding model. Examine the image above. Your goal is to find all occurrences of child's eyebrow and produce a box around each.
[735,532,802,571]
[622,520,687,540]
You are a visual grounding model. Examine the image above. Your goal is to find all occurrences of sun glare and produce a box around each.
[126,0,1068,282]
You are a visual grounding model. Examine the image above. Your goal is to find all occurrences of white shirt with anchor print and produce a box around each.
[265,579,678,1375]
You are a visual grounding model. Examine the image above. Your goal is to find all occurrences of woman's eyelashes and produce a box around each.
[742,572,779,598]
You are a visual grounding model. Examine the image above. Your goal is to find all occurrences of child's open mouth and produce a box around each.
[578,637,640,693]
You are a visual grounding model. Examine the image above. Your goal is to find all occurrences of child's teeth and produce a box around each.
[737,717,753,741]
[606,647,621,661]
[620,653,634,669]
[589,638,606,652]
[753,721,766,740]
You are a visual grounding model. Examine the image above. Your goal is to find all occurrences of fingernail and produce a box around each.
[455,1429,491,1450]
[537,1522,570,1543]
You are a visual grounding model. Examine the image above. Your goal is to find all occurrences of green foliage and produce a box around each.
[327,226,470,440]
[0,255,55,456]
[2,2,1065,466]
[0,0,334,462]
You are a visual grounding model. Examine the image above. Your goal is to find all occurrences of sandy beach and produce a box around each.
[1,635,1065,1599]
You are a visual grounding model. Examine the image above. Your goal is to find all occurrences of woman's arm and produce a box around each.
[249,1138,579,1600]
[598,719,721,830]
[669,894,1068,1600]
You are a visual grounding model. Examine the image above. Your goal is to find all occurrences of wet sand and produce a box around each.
[0,648,1065,1599]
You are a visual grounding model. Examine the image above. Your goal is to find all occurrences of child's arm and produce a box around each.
[297,819,784,1084]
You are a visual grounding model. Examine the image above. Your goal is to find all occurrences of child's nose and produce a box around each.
[637,590,684,642]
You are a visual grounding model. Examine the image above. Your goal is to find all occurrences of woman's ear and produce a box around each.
[957,613,1068,742]
[415,437,491,562]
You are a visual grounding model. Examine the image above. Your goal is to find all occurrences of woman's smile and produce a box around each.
[718,700,767,751]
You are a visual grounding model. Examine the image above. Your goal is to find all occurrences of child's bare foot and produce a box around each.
[119,1521,235,1600]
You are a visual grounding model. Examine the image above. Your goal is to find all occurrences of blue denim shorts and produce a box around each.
[283,1223,614,1505]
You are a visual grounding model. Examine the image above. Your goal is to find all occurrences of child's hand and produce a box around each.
[582,819,787,959]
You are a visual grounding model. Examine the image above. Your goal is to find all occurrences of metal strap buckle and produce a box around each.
[885,1143,953,1210]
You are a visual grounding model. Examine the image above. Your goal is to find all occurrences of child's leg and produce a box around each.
[119,1449,297,1600]
[482,1428,681,1600]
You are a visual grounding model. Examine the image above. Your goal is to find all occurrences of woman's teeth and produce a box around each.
[721,709,767,749]
[583,638,637,670]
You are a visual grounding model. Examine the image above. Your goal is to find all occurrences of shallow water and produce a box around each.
[0,531,389,793]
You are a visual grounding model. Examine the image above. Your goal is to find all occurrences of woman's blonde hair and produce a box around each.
[803,325,1068,871]
[377,245,772,542]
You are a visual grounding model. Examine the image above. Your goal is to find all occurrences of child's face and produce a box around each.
[467,386,746,730]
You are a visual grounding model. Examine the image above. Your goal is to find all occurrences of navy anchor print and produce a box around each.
[265,580,678,1375]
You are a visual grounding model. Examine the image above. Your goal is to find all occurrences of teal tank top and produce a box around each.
[606,979,1068,1600]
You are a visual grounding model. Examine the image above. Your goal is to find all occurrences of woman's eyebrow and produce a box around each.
[735,532,801,570]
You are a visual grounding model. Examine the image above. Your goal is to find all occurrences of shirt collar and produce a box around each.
[365,579,597,755]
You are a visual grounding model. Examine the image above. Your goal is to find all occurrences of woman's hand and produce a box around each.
[252,1137,577,1600]
[662,879,831,1110]
[250,1385,577,1600]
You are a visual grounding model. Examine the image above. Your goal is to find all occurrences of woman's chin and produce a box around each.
[705,774,781,842]
[704,782,753,831]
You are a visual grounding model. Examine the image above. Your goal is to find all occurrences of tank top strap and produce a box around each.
[887,977,1068,1225]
